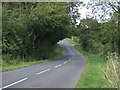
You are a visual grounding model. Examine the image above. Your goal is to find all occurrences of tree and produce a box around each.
[2,2,71,61]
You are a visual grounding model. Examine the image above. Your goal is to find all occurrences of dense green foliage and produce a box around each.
[1,2,120,88]
[67,2,120,56]
[68,2,120,88]
[3,2,119,63]
[2,2,71,62]
[73,11,120,56]
[2,44,63,71]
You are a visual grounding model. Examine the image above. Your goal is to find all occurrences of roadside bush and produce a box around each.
[2,54,21,65]
[2,2,70,62]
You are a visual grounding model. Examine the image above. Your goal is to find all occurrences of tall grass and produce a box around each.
[102,53,120,88]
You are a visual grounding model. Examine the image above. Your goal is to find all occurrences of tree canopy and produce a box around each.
[2,2,71,61]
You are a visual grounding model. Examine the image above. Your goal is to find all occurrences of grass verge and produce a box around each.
[1,60,48,72]
[66,38,110,88]
[1,44,63,72]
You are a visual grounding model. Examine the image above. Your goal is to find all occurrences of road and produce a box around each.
[1,39,86,89]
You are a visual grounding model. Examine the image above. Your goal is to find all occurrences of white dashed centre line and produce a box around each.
[64,61,68,64]
[68,59,71,62]
[36,68,51,75]
[54,64,62,68]
[1,78,27,89]
[1,40,75,89]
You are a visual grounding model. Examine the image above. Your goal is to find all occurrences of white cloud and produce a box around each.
[81,0,91,3]
[78,6,93,19]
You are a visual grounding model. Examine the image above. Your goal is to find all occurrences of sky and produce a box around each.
[76,7,92,24]
[76,0,115,24]
[78,6,93,19]
[76,1,93,24]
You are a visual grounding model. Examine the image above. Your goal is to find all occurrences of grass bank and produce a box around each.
[66,38,110,88]
[1,44,63,72]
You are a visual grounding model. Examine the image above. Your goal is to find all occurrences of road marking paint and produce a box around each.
[1,78,27,89]
[68,59,71,62]
[64,61,68,64]
[54,64,62,68]
[37,68,51,75]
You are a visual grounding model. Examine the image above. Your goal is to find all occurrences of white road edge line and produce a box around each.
[54,64,62,68]
[36,68,51,75]
[64,61,68,64]
[1,78,27,89]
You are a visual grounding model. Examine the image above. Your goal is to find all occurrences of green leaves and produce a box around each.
[2,2,71,61]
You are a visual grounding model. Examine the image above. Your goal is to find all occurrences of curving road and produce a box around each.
[1,39,86,89]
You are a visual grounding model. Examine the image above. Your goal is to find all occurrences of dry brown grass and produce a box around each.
[102,53,120,88]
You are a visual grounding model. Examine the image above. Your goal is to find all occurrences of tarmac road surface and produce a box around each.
[1,39,86,89]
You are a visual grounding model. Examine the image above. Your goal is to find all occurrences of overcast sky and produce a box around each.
[76,0,116,24]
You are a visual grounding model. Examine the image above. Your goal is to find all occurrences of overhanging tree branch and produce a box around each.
[108,2,119,13]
